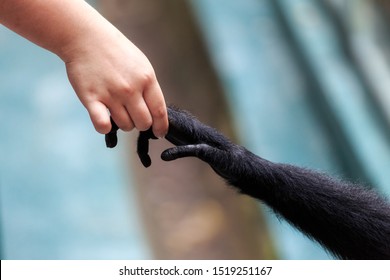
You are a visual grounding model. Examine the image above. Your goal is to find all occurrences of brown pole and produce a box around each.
[99,0,274,259]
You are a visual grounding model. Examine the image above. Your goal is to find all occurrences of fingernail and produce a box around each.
[154,131,166,139]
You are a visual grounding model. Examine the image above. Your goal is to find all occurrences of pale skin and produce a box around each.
[0,0,168,137]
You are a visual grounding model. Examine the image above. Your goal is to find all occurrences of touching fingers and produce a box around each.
[92,72,167,145]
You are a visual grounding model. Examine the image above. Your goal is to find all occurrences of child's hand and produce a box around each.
[64,31,168,137]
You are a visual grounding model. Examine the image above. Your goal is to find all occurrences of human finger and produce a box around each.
[85,101,111,134]
[143,81,168,138]
[126,99,153,132]
[108,104,134,132]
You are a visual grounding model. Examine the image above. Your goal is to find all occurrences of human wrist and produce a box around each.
[54,2,123,63]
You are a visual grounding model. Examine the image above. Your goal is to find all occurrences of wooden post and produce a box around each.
[99,0,274,259]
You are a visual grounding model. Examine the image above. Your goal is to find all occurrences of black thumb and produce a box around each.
[161,144,225,164]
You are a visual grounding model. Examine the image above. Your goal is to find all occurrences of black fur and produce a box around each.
[107,106,390,259]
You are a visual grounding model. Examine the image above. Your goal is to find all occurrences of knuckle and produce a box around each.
[117,82,135,95]
[141,69,155,85]
[115,70,155,98]
[151,106,167,119]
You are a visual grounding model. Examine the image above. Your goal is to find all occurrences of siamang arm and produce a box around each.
[134,106,390,260]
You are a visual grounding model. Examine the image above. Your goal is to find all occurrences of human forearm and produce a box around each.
[0,0,116,61]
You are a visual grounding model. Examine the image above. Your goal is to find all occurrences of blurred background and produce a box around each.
[1,0,390,260]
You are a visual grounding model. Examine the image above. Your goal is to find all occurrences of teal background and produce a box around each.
[0,24,149,259]
[1,0,390,259]
[190,0,390,259]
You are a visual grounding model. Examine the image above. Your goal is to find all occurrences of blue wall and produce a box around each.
[190,0,390,259]
[0,23,149,259]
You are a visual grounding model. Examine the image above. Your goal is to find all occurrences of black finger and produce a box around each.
[105,117,119,148]
[137,128,157,167]
[161,143,221,163]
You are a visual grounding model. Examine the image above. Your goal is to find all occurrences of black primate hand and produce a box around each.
[137,106,245,182]
[105,117,119,148]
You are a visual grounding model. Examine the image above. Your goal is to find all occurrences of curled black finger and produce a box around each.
[105,117,119,148]
[137,128,157,167]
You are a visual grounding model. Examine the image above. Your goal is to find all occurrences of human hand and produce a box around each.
[63,28,168,138]
[0,0,168,137]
